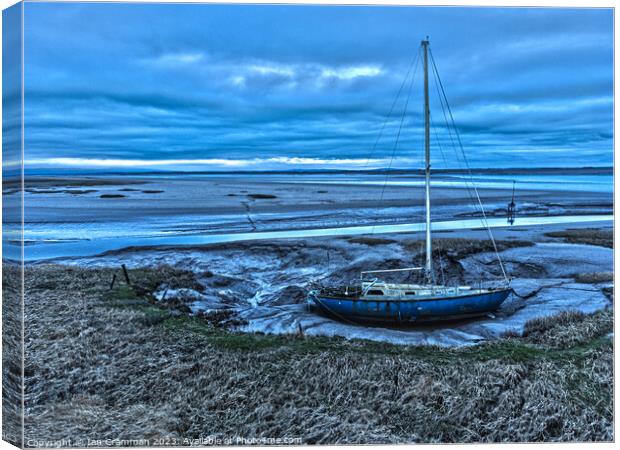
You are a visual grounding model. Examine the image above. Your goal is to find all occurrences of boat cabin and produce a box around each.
[360,282,471,300]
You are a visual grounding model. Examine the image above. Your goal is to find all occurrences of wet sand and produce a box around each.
[13,174,613,225]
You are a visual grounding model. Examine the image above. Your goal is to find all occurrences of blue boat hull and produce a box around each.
[308,289,512,324]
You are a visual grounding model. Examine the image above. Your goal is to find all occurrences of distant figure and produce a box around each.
[507,181,516,225]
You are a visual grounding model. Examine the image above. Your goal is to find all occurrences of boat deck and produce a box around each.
[314,282,503,302]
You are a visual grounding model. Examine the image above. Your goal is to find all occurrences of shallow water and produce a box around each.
[291,173,614,193]
[13,214,613,261]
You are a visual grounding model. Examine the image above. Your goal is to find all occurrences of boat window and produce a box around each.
[367,289,384,296]
[405,291,416,295]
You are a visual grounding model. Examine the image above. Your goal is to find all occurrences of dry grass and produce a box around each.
[2,264,24,447]
[521,310,613,349]
[347,236,397,246]
[122,265,204,293]
[9,264,614,445]
[572,272,614,284]
[403,238,533,259]
[545,229,613,249]
[395,239,534,284]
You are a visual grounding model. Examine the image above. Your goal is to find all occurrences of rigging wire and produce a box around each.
[429,48,508,282]
[430,71,505,281]
[427,54,494,295]
[362,48,421,170]
[430,114,450,173]
[430,116,456,285]
[429,58,481,220]
[371,46,421,235]
[429,60,504,282]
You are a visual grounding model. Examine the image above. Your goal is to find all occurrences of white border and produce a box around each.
[0,2,616,450]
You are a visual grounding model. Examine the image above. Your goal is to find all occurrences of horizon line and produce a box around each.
[7,156,615,171]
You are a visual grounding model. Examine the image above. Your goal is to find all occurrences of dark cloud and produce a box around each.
[22,3,613,169]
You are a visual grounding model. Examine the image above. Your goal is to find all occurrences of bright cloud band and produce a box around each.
[22,156,419,170]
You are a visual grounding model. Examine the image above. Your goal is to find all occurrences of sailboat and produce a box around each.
[307,39,512,324]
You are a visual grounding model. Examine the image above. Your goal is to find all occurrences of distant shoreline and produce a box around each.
[24,166,614,178]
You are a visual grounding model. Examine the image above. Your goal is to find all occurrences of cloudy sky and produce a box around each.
[22,3,613,171]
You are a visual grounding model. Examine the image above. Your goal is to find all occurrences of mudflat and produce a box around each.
[14,174,613,224]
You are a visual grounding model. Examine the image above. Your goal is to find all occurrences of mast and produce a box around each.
[422,38,432,281]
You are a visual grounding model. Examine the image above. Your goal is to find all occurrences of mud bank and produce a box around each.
[59,224,613,347]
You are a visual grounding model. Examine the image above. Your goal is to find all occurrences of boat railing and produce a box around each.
[361,278,380,296]
[360,267,424,280]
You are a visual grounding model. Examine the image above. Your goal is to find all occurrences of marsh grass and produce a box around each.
[402,238,534,258]
[18,264,614,444]
[520,310,613,349]
[545,228,613,248]
[347,236,397,246]
[572,272,613,284]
